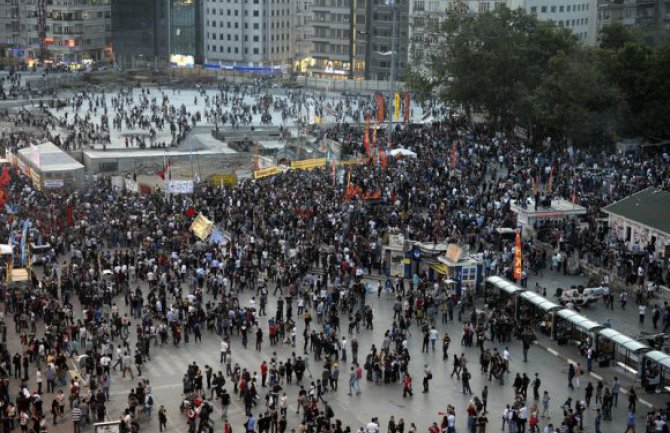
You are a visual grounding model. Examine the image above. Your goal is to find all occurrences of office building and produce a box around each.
[111,0,169,65]
[597,0,670,32]
[171,0,204,65]
[202,0,292,66]
[292,0,314,72]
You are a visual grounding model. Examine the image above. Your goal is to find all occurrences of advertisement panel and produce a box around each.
[165,180,194,194]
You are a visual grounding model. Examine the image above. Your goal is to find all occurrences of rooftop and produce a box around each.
[602,187,670,235]
[17,142,84,172]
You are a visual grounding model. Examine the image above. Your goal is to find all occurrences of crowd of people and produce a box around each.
[0,75,669,433]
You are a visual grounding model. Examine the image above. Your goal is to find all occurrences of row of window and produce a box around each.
[206,0,288,4]
[206,44,289,54]
[204,7,288,17]
[206,32,288,42]
[207,20,290,29]
[530,3,590,14]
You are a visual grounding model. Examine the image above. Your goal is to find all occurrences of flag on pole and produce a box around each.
[372,120,378,146]
[376,94,384,123]
[403,92,410,123]
[363,116,371,156]
[546,166,554,193]
[158,159,173,180]
[513,230,522,281]
[332,160,336,186]
[394,93,400,121]
[450,140,458,169]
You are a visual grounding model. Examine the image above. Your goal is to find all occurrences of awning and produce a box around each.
[645,350,670,369]
[431,263,449,275]
[486,276,525,295]
[598,328,650,353]
[520,291,562,311]
[557,310,604,332]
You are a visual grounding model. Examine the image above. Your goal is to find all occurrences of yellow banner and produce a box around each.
[210,174,238,186]
[394,92,400,121]
[190,213,214,240]
[336,158,367,167]
[291,158,327,170]
[253,166,280,179]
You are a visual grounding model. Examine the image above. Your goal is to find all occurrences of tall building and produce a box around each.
[292,0,314,72]
[597,0,670,31]
[111,0,169,65]
[0,0,20,51]
[171,0,204,65]
[366,0,410,80]
[0,0,112,64]
[310,0,367,78]
[202,0,292,67]
[408,0,599,74]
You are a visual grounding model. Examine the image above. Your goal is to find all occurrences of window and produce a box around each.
[559,6,563,12]
[567,5,571,11]
[253,10,259,16]
[253,47,259,54]
[541,6,547,13]
[550,6,556,12]
[413,1,424,11]
[530,6,537,13]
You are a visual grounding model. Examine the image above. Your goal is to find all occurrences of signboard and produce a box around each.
[165,179,194,194]
[445,244,463,263]
[253,166,280,179]
[110,176,124,191]
[170,54,194,68]
[43,179,64,189]
[291,158,326,170]
[124,178,139,193]
[30,144,40,167]
[210,174,238,187]
[388,234,405,246]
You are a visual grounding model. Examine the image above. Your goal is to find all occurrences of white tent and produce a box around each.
[389,148,417,158]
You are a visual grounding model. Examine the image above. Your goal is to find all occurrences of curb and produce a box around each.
[532,341,655,409]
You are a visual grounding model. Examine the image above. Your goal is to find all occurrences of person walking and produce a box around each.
[624,411,635,433]
[71,404,82,433]
[422,365,432,393]
[348,366,359,396]
[612,377,621,407]
[541,391,550,418]
[158,405,167,432]
[594,409,602,433]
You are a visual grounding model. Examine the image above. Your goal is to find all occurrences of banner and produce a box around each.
[513,231,522,281]
[376,94,384,123]
[124,178,139,193]
[291,158,327,170]
[394,93,400,121]
[451,140,458,169]
[307,104,316,125]
[210,174,238,187]
[336,158,367,167]
[403,92,410,123]
[110,176,124,191]
[190,213,214,240]
[165,179,194,194]
[253,166,280,179]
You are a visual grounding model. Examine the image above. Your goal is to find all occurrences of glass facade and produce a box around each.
[111,0,169,59]
[170,0,203,63]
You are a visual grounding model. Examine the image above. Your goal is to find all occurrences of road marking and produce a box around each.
[590,372,603,380]
[546,348,559,357]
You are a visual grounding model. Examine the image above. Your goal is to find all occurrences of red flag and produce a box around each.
[377,94,384,123]
[391,186,397,203]
[363,116,371,156]
[513,230,522,281]
[451,141,458,169]
[403,92,410,123]
[186,207,196,218]
[66,200,73,226]
[158,159,173,180]
[572,176,577,204]
[0,167,10,187]
[380,151,388,169]
[546,166,554,193]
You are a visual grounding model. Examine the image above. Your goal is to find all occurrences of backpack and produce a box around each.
[147,395,153,406]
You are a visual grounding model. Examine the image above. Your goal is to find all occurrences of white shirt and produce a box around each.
[366,423,379,433]
[220,341,229,353]
[503,349,510,360]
